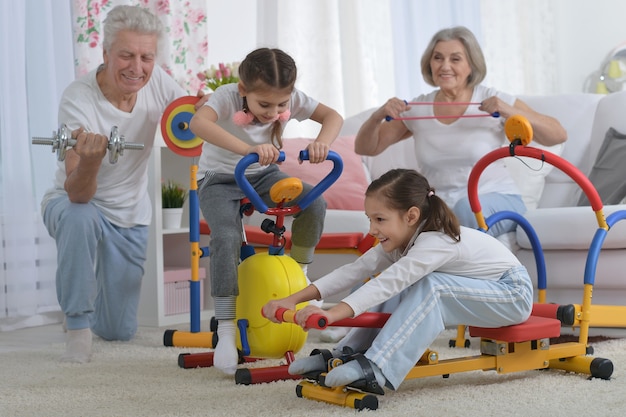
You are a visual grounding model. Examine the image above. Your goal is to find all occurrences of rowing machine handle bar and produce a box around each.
[264,307,328,329]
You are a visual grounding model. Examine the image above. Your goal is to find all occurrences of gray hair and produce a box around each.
[420,26,487,88]
[102,5,164,54]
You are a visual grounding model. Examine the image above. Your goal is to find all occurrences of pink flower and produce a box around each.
[89,31,99,48]
[156,0,170,15]
[188,9,206,25]
[197,72,206,81]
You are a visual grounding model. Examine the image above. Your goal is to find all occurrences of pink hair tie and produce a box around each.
[427,190,435,197]
[233,111,255,126]
[278,110,291,122]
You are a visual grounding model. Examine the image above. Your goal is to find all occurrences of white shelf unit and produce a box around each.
[137,140,213,328]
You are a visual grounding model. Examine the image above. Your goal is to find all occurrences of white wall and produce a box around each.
[204,0,258,68]
[555,0,626,93]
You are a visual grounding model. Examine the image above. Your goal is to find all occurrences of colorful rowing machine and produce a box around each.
[266,115,614,411]
[272,290,612,410]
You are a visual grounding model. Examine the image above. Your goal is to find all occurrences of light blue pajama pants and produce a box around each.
[454,192,527,237]
[43,196,148,341]
[335,265,533,390]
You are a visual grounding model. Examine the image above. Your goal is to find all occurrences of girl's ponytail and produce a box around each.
[422,193,460,242]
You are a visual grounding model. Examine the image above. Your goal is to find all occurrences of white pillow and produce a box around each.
[505,142,564,210]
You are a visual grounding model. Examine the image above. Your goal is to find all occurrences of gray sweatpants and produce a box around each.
[198,164,326,300]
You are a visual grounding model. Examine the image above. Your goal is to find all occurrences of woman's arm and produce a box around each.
[479,97,567,146]
[354,98,413,156]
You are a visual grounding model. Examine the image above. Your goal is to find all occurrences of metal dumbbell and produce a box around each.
[32,124,144,164]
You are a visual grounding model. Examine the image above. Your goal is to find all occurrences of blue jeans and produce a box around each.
[336,266,533,389]
[43,196,148,341]
[453,193,527,237]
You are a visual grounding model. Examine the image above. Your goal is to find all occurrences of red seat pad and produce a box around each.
[469,315,561,343]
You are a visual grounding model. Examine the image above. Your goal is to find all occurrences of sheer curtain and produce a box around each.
[479,0,558,95]
[0,1,73,331]
[390,0,557,98]
[390,0,482,99]
[259,0,558,132]
[257,0,397,136]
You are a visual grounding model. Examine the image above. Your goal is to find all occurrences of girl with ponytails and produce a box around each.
[263,168,532,393]
[190,48,342,375]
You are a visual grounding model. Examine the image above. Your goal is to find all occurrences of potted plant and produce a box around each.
[161,180,187,229]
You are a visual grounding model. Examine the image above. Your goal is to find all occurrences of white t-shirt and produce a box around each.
[41,65,185,227]
[314,226,523,317]
[402,85,519,206]
[197,84,318,175]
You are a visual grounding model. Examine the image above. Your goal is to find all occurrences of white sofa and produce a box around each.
[511,92,626,306]
[248,91,626,306]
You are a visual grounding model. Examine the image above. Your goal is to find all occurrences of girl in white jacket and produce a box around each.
[262,168,533,393]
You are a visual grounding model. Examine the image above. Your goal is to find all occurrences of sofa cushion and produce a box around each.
[577,127,626,206]
[519,94,603,208]
[505,141,564,210]
[516,204,626,250]
[280,135,370,211]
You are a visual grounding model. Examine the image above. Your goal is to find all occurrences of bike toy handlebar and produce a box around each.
[234,149,343,214]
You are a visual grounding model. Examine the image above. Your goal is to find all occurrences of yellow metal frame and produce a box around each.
[295,282,612,410]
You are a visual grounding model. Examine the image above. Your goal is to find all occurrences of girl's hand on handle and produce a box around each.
[262,299,296,324]
[263,305,329,330]
[294,305,329,330]
[247,143,280,166]
[304,141,330,164]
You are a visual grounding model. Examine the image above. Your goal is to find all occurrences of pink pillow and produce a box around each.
[279,136,369,211]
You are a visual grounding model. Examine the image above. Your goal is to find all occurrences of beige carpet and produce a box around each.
[1,326,624,417]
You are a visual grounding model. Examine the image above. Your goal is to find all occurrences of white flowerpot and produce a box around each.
[162,207,184,229]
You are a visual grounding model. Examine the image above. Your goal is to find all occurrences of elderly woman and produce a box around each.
[355,26,567,237]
